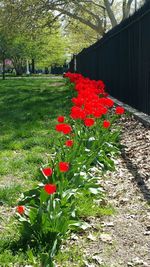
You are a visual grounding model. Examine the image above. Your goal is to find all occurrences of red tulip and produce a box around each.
[115,106,125,115]
[55,123,72,135]
[42,167,53,177]
[16,205,25,215]
[84,118,95,127]
[59,162,69,172]
[65,140,74,147]
[103,120,111,128]
[44,184,56,194]
[57,116,65,123]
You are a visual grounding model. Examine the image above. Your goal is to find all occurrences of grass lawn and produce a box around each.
[0,77,114,266]
[0,77,69,183]
[0,77,72,265]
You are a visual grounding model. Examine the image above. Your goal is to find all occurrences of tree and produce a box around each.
[0,4,11,79]
[16,0,144,39]
[0,0,67,75]
[0,32,10,79]
[32,28,67,69]
[64,19,98,54]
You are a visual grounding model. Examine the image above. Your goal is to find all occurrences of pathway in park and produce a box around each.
[3,75,63,79]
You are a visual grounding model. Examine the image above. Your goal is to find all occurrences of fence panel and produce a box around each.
[70,3,150,115]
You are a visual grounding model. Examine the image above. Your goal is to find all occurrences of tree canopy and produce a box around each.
[0,0,145,78]
[14,0,144,38]
[0,0,67,76]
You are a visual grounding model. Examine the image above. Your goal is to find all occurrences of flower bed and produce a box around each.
[16,72,125,266]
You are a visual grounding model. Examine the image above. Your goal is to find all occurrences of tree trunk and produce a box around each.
[15,65,24,76]
[2,56,5,80]
[103,0,118,27]
[122,0,134,20]
[31,58,35,74]
[12,58,26,76]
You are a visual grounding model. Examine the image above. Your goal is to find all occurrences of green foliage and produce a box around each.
[0,1,67,75]
[0,250,26,267]
[35,28,67,68]
[65,19,98,54]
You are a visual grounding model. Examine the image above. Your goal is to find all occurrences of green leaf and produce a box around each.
[40,189,49,204]
[88,187,100,195]
[29,207,38,225]
[69,220,91,231]
[50,238,58,258]
[19,187,40,206]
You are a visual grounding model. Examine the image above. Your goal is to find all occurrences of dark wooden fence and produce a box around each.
[69,2,150,115]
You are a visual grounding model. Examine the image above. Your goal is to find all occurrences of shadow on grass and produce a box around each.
[0,78,72,264]
[0,78,72,150]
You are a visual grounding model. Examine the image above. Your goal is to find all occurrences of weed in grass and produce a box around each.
[56,241,110,266]
[76,193,115,218]
[55,244,85,267]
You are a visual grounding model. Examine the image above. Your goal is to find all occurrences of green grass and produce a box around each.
[0,77,73,266]
[0,185,22,206]
[0,77,70,180]
[56,244,85,266]
[75,194,115,218]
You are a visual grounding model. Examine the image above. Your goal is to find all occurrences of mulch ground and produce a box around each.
[98,114,150,267]
[59,114,150,267]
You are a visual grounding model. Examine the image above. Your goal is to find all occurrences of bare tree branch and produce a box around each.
[110,0,115,6]
[34,0,136,37]
[79,0,105,10]
[51,6,103,34]
[104,0,117,27]
[122,0,134,20]
[73,0,101,22]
